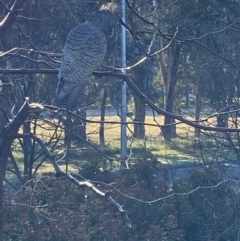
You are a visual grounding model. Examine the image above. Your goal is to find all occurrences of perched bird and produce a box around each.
[55,3,119,109]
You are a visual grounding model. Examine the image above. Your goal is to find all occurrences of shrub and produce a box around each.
[4,161,239,240]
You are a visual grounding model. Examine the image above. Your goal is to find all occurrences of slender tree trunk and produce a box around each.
[0,3,28,233]
[195,80,201,137]
[23,122,31,175]
[161,44,180,141]
[0,100,31,241]
[158,6,180,142]
[185,85,189,108]
[133,93,145,139]
[0,80,11,241]
[23,78,35,177]
[99,87,107,146]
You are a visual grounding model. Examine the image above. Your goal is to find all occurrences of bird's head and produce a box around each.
[89,3,120,38]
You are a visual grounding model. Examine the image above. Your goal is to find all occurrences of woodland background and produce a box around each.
[1,0,240,240]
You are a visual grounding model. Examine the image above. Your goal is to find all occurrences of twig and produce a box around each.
[17,132,131,224]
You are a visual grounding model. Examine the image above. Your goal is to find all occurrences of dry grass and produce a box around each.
[86,115,196,141]
[9,112,232,180]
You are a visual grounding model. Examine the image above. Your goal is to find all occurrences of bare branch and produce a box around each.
[94,71,240,133]
[0,68,58,75]
[121,26,180,70]
[2,67,240,133]
[17,132,131,225]
[0,0,27,37]
[91,178,239,204]
[2,53,57,69]
[0,47,62,58]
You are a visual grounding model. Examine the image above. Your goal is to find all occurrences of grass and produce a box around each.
[7,112,238,181]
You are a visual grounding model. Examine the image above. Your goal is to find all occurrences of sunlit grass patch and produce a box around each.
[9,112,238,180]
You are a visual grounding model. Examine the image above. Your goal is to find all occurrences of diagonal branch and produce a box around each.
[17,132,131,225]
[0,0,27,37]
[94,71,240,133]
[1,67,240,133]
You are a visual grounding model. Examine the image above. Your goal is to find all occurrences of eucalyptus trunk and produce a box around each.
[133,93,145,139]
[159,44,180,141]
[99,87,107,145]
[0,80,11,241]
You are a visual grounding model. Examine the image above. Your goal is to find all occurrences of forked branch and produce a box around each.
[3,99,131,224]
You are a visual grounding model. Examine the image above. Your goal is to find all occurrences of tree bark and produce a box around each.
[0,98,31,241]
[185,85,189,108]
[23,78,35,177]
[99,87,107,146]
[0,81,10,241]
[160,44,180,141]
[133,93,145,139]
[23,122,31,175]
[195,80,201,137]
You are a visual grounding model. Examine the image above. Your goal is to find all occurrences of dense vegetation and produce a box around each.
[5,160,240,241]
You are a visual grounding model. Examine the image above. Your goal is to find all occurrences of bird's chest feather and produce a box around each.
[70,27,107,61]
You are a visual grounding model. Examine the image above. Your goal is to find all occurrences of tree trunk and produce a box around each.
[133,93,145,139]
[23,78,35,177]
[185,85,189,108]
[161,44,180,141]
[195,80,201,137]
[99,87,107,146]
[0,80,11,241]
[23,122,31,175]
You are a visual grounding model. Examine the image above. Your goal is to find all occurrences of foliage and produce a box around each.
[173,167,240,241]
[4,161,240,241]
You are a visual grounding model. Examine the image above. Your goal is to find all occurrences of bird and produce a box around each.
[55,3,119,109]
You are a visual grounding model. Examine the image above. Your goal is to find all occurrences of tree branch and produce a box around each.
[0,0,27,37]
[1,68,240,133]
[0,68,58,74]
[94,71,240,133]
[17,132,131,225]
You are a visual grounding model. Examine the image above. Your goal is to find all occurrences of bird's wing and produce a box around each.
[56,21,107,103]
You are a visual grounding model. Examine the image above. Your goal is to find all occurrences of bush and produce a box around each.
[4,162,240,240]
